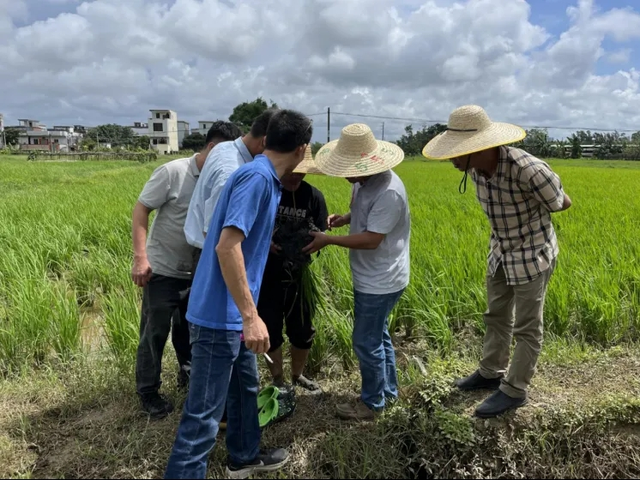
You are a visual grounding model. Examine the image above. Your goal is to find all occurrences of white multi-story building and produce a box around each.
[177,120,190,148]
[147,109,179,154]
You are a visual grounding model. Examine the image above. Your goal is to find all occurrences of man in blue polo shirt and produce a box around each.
[164,109,313,480]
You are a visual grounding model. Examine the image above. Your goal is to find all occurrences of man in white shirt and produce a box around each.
[304,123,409,421]
[184,109,279,272]
[131,121,242,420]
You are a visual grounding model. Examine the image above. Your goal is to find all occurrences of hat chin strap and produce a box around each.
[458,156,472,194]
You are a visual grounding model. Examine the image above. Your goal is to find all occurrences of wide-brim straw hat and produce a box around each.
[293,144,324,175]
[315,123,404,177]
[422,105,526,160]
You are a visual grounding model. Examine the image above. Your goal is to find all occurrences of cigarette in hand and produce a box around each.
[240,333,274,364]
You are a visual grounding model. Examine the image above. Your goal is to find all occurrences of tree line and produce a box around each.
[396,124,640,160]
[4,98,640,161]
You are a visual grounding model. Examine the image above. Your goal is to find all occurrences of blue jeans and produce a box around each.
[353,288,405,411]
[164,323,261,479]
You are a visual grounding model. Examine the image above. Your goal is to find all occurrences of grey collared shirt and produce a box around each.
[184,137,252,249]
[349,170,411,295]
[138,154,200,279]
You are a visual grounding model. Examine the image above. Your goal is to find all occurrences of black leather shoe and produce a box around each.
[475,390,528,418]
[140,392,174,420]
[455,370,503,391]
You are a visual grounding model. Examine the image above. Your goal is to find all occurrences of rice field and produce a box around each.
[2,154,640,479]
[0,155,639,376]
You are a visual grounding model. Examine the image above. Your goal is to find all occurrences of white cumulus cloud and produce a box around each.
[0,0,639,143]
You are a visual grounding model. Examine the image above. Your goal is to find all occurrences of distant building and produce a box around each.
[132,122,149,137]
[73,125,88,136]
[177,120,190,148]
[17,119,45,130]
[192,120,217,136]
[14,121,82,152]
[147,109,178,154]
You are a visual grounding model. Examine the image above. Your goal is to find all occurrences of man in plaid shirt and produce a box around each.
[423,105,572,418]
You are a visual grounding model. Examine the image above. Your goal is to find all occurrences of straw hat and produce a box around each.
[422,105,526,160]
[315,123,404,177]
[293,144,324,175]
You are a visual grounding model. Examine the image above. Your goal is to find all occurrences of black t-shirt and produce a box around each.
[265,181,328,276]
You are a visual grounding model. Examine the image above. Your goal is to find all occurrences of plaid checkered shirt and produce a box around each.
[471,146,566,285]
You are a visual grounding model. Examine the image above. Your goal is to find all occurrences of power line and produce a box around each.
[329,110,640,133]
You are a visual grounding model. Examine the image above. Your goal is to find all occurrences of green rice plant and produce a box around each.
[103,287,141,368]
[1,156,640,373]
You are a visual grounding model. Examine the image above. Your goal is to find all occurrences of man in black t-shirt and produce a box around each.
[257,151,328,394]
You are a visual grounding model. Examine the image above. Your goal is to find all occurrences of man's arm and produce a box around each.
[132,165,170,287]
[305,189,402,254]
[528,164,571,213]
[131,202,153,287]
[327,212,351,230]
[216,227,270,354]
[303,231,383,254]
[312,189,330,233]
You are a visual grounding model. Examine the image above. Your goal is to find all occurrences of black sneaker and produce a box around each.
[140,392,174,420]
[455,370,503,391]
[226,448,289,479]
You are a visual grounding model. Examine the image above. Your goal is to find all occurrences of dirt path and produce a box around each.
[2,346,640,479]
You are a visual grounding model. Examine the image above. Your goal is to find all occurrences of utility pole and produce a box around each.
[327,107,330,143]
[382,122,385,141]
[0,113,5,149]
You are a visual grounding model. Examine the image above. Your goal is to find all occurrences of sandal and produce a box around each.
[259,397,279,428]
[272,388,296,425]
[257,385,280,410]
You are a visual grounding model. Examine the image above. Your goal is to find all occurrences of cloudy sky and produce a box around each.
[1,0,640,142]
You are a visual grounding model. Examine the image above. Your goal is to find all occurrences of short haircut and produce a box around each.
[264,110,313,153]
[250,108,279,138]
[205,121,243,144]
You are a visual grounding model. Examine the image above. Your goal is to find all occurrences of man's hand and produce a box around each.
[327,214,349,231]
[270,241,282,255]
[132,256,152,287]
[303,231,331,255]
[243,316,271,354]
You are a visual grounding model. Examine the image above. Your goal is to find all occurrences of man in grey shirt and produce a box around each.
[131,121,242,420]
[304,123,409,421]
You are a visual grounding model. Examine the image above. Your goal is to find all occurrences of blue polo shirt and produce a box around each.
[186,155,282,331]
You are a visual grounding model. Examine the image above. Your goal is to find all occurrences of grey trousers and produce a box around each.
[479,259,556,399]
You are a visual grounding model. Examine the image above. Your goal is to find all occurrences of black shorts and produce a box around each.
[257,261,316,352]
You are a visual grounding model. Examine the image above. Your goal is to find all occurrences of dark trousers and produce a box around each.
[136,273,193,396]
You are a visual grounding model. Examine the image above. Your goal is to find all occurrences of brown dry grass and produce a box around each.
[2,339,640,479]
